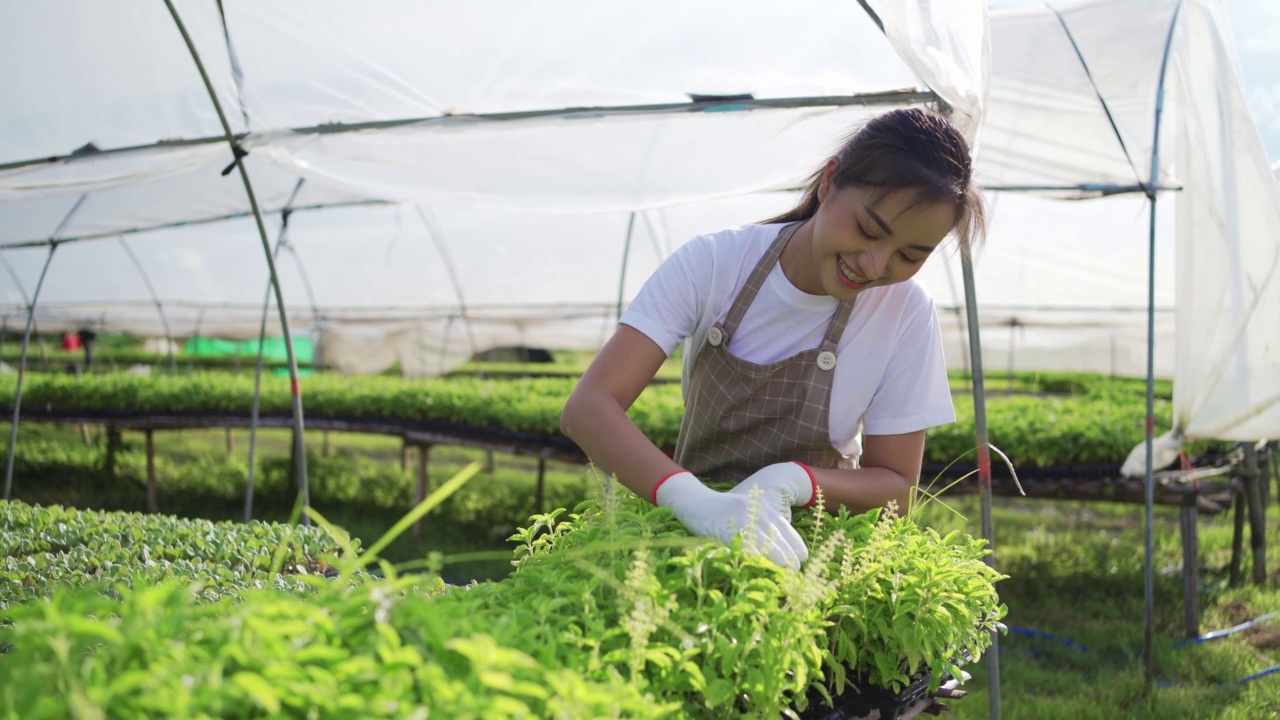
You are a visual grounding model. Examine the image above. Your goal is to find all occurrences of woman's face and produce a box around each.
[787,161,958,300]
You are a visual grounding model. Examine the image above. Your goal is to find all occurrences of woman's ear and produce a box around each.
[817,157,839,203]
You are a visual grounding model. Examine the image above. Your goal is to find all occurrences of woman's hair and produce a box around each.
[763,107,986,253]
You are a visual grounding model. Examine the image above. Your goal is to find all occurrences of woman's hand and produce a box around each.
[655,471,809,570]
[728,461,817,522]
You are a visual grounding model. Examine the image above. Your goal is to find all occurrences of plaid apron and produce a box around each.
[674,222,856,484]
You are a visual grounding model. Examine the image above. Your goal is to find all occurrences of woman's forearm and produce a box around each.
[560,388,683,502]
[807,465,916,515]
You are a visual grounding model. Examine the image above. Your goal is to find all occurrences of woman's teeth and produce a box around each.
[838,257,868,284]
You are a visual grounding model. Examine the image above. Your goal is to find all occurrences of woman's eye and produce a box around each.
[857,222,879,240]
[898,252,923,264]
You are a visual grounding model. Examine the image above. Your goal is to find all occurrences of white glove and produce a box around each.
[729,461,818,523]
[654,471,809,570]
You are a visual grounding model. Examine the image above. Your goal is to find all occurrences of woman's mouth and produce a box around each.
[836,256,872,290]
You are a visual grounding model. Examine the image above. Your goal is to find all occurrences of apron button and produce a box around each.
[816,350,837,370]
[707,327,724,347]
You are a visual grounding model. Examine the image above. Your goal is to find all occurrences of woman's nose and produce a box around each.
[864,246,891,279]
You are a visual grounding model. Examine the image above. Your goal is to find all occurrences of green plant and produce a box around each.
[0,466,1006,718]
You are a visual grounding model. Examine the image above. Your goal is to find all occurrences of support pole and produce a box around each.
[243,274,271,523]
[1243,443,1266,585]
[186,308,205,375]
[3,243,59,500]
[1230,479,1246,587]
[0,256,51,375]
[117,235,178,373]
[1141,0,1184,683]
[145,428,157,513]
[415,206,478,359]
[536,452,547,515]
[414,443,431,539]
[1179,496,1200,638]
[615,212,637,324]
[245,182,304,523]
[959,245,999,720]
[165,0,310,523]
[1141,190,1160,682]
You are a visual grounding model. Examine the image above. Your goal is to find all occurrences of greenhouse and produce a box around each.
[1,0,1277,717]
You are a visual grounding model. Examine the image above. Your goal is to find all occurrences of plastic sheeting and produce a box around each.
[974,0,1280,442]
[0,0,1277,442]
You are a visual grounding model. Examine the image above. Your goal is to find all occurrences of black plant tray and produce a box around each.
[797,669,933,720]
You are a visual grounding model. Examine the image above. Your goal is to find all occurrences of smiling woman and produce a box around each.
[561,107,987,570]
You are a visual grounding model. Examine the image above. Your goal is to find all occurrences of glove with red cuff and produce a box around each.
[653,470,809,570]
[729,461,819,523]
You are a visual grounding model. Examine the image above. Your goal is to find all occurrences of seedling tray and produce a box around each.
[797,669,933,720]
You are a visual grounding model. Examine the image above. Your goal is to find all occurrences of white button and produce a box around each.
[816,351,837,370]
[707,326,724,347]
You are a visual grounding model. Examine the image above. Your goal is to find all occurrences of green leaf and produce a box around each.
[232,671,281,714]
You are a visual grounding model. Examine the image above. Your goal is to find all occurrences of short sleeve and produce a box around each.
[618,235,714,356]
[861,289,956,436]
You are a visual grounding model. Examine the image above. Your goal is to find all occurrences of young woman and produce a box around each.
[560,108,986,569]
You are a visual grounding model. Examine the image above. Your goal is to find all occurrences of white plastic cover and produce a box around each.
[1,0,1277,443]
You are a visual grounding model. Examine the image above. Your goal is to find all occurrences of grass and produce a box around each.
[2,420,1277,717]
[916,494,1280,719]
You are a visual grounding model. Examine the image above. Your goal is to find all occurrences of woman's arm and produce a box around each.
[806,430,925,514]
[560,325,684,500]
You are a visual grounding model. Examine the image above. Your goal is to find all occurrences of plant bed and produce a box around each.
[0,472,1005,717]
[798,667,952,720]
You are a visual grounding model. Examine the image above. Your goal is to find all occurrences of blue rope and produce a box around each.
[1172,612,1279,649]
[1006,615,1280,689]
[1004,626,1088,653]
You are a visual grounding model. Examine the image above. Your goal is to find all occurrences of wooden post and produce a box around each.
[414,443,431,539]
[1229,480,1245,588]
[79,422,91,446]
[145,428,157,513]
[323,429,331,457]
[1243,444,1267,586]
[401,437,409,472]
[535,453,547,515]
[105,425,120,480]
[225,427,234,457]
[1179,496,1200,639]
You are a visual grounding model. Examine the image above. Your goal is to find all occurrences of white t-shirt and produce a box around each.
[620,222,956,459]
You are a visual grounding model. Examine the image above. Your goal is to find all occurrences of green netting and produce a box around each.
[183,336,313,365]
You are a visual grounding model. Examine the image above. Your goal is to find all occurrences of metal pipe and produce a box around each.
[3,244,59,500]
[960,243,1000,720]
[0,90,939,174]
[2,200,392,250]
[117,237,179,373]
[415,205,478,359]
[246,180,305,523]
[615,212,637,324]
[1142,0,1185,683]
[163,0,310,521]
[4,194,86,499]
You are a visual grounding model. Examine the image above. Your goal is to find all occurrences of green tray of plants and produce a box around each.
[0,464,1006,718]
[0,372,1195,470]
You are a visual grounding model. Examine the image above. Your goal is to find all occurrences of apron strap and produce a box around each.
[820,297,856,352]
[720,222,803,336]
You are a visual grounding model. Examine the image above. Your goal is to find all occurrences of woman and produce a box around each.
[560,108,986,569]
